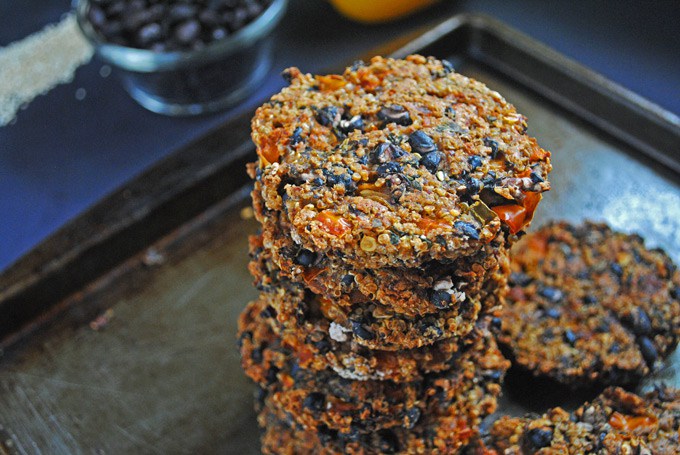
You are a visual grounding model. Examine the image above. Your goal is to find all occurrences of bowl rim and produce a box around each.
[75,0,287,72]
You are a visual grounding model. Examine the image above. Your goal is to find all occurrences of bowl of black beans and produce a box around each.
[76,0,287,115]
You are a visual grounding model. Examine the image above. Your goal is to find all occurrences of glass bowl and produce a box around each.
[76,0,287,116]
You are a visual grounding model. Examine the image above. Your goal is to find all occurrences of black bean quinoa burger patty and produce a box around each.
[258,378,503,455]
[249,213,510,318]
[238,298,508,438]
[495,221,680,388]
[248,263,506,351]
[487,386,680,454]
[247,55,552,270]
[240,291,498,383]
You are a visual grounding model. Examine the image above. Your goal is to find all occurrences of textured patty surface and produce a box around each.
[238,297,508,437]
[487,386,680,454]
[249,55,552,270]
[250,214,510,317]
[496,221,680,387]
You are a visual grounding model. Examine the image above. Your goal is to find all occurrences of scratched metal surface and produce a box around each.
[1,62,679,455]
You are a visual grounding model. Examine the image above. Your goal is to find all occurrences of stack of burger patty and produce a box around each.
[238,55,552,454]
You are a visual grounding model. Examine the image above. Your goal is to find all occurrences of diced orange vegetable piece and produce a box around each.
[302,267,323,284]
[355,67,382,91]
[316,211,351,237]
[530,145,550,161]
[315,74,348,91]
[491,191,542,235]
[491,204,526,235]
[523,191,542,223]
[417,217,451,233]
[609,412,658,431]
[279,373,294,388]
[257,128,287,165]
[297,345,314,364]
[453,418,475,442]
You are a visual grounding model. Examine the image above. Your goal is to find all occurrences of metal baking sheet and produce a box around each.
[1,13,679,454]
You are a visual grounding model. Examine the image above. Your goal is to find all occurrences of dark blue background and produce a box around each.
[1,0,679,272]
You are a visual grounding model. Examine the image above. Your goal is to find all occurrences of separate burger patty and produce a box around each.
[249,213,510,318]
[486,386,680,454]
[248,55,552,270]
[495,221,680,388]
[239,297,508,448]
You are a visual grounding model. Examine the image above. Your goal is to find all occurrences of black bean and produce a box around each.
[295,302,308,325]
[431,290,452,309]
[341,274,355,287]
[483,370,504,381]
[611,263,624,277]
[376,162,402,177]
[369,142,406,164]
[338,115,363,134]
[281,68,295,84]
[303,392,326,412]
[464,177,482,195]
[245,1,263,18]
[316,106,340,127]
[483,137,500,159]
[626,308,653,336]
[441,59,455,74]
[409,131,437,154]
[294,249,316,266]
[265,366,278,384]
[405,408,421,429]
[420,151,443,173]
[377,105,412,126]
[376,429,400,454]
[563,329,578,346]
[351,321,376,341]
[454,221,480,240]
[510,272,533,287]
[324,169,356,193]
[260,305,277,319]
[88,5,107,28]
[136,22,162,46]
[671,286,680,300]
[169,4,197,22]
[314,339,331,354]
[490,317,502,330]
[290,126,304,145]
[638,336,658,366]
[208,27,226,40]
[530,171,544,184]
[654,384,673,402]
[227,7,249,30]
[317,424,337,445]
[539,286,563,302]
[122,10,151,31]
[174,20,201,44]
[481,171,497,188]
[350,60,365,71]
[199,9,221,26]
[609,343,621,353]
[595,320,610,333]
[524,428,553,450]
[468,155,483,171]
[251,347,263,363]
[541,329,555,342]
[418,320,443,338]
[545,307,561,319]
[583,294,598,304]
